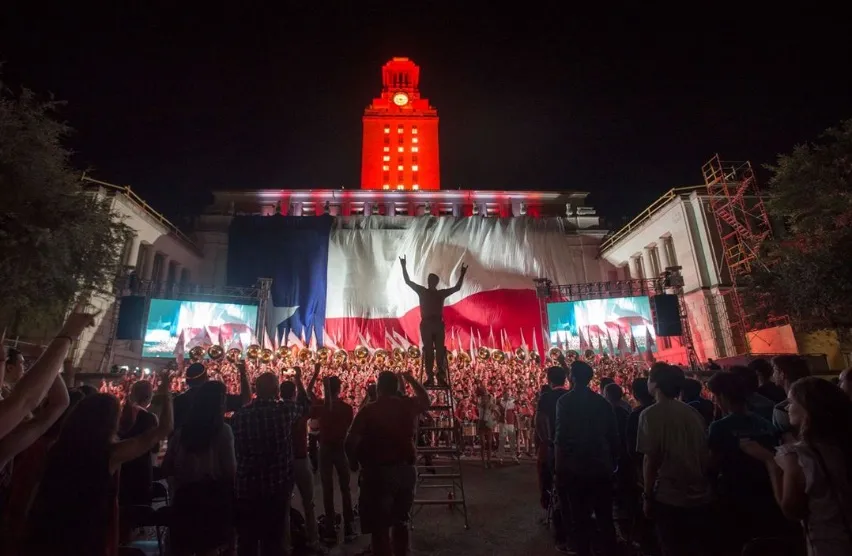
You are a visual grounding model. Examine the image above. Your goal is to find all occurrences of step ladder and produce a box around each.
[412,358,470,529]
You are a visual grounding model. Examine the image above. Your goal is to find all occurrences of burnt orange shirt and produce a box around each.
[310,398,354,446]
[350,395,427,468]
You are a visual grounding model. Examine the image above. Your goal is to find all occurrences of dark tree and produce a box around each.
[0,83,131,334]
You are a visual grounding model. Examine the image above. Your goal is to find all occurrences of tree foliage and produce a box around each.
[743,119,852,330]
[0,84,131,334]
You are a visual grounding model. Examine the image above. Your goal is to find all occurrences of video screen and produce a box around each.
[143,299,258,358]
[546,296,657,354]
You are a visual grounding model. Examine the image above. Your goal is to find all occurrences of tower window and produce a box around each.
[382,165,389,171]
[397,165,404,171]
[412,184,419,190]
[411,165,419,172]
[383,146,390,152]
[397,146,404,153]
[412,137,419,144]
[411,146,419,153]
[412,127,418,134]
[384,126,390,134]
[397,185,404,190]
[383,155,390,161]
[397,126,404,134]
[383,184,390,190]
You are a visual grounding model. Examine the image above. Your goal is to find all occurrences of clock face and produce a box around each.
[392,92,409,106]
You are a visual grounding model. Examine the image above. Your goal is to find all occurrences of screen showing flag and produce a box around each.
[546,296,657,354]
[143,299,258,357]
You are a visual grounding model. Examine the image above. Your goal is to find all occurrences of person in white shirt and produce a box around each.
[497,390,519,464]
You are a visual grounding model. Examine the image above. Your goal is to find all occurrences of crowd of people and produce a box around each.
[2,306,852,556]
[536,354,852,556]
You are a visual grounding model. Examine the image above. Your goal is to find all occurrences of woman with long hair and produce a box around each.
[25,373,173,556]
[742,377,852,555]
[162,380,235,556]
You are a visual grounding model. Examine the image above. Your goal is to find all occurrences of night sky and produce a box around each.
[1,4,848,223]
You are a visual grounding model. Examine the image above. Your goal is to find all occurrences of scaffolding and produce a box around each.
[701,155,784,354]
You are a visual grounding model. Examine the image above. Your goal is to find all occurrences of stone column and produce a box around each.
[658,237,671,269]
[643,247,656,279]
[125,236,141,268]
[628,256,640,280]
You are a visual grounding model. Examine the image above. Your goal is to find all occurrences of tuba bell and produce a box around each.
[529,350,541,363]
[477,346,491,361]
[407,345,421,360]
[298,348,313,363]
[446,351,455,363]
[373,349,388,365]
[246,344,262,360]
[392,347,405,362]
[492,350,506,363]
[458,351,471,365]
[514,347,527,361]
[226,347,243,363]
[353,345,369,362]
[548,346,563,362]
[260,348,274,363]
[316,346,331,364]
[189,345,206,361]
[333,349,348,364]
[275,345,292,364]
[207,344,225,360]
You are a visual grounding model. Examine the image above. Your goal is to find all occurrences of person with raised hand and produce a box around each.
[0,304,96,441]
[25,369,174,556]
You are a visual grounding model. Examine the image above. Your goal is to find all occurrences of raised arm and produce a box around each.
[441,263,468,297]
[0,309,95,439]
[0,374,69,468]
[109,371,174,473]
[402,372,430,411]
[399,256,424,292]
[306,363,321,402]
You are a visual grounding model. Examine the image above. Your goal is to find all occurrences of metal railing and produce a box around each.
[599,185,706,253]
[80,174,201,253]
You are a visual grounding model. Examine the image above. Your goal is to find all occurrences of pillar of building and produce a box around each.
[628,256,641,280]
[125,236,141,268]
[658,237,671,269]
[643,248,656,279]
[140,244,154,281]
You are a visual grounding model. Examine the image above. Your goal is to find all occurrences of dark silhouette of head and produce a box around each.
[182,381,227,453]
[185,362,208,388]
[649,363,685,399]
[545,366,566,388]
[427,273,439,289]
[631,377,653,406]
[256,372,279,400]
[377,371,400,396]
[280,380,296,400]
[570,361,594,387]
[324,376,342,398]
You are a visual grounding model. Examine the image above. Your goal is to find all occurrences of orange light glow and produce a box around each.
[361,58,440,190]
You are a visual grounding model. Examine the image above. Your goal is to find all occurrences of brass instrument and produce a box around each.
[407,345,421,360]
[514,347,527,361]
[354,345,369,362]
[225,348,242,363]
[260,348,274,363]
[333,349,348,364]
[492,350,506,363]
[548,346,563,362]
[530,350,541,363]
[567,350,579,360]
[246,344,262,360]
[392,347,405,362]
[458,351,471,365]
[447,351,455,363]
[189,345,206,361]
[373,349,388,365]
[207,344,225,360]
[275,345,292,363]
[477,346,491,361]
[298,348,313,362]
[316,346,331,363]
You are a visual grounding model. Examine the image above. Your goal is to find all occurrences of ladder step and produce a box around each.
[414,499,466,505]
[419,473,461,479]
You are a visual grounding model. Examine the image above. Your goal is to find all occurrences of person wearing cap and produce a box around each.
[173,360,250,431]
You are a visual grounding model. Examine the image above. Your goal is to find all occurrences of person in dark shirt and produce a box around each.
[749,358,787,404]
[680,378,714,428]
[730,365,775,421]
[625,377,654,468]
[534,366,569,511]
[554,361,619,556]
[118,381,157,508]
[400,255,467,386]
[173,361,250,431]
[706,371,789,552]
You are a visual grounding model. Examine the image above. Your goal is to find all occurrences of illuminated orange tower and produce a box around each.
[361,58,440,191]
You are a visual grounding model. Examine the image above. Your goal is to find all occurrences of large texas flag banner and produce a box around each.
[227,215,599,349]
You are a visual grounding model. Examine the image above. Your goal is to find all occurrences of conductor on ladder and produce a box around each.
[400,255,468,387]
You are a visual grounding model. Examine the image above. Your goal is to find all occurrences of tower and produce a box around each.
[361,57,440,190]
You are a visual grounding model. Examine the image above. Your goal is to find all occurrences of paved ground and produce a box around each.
[318,457,557,556]
[133,456,558,555]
